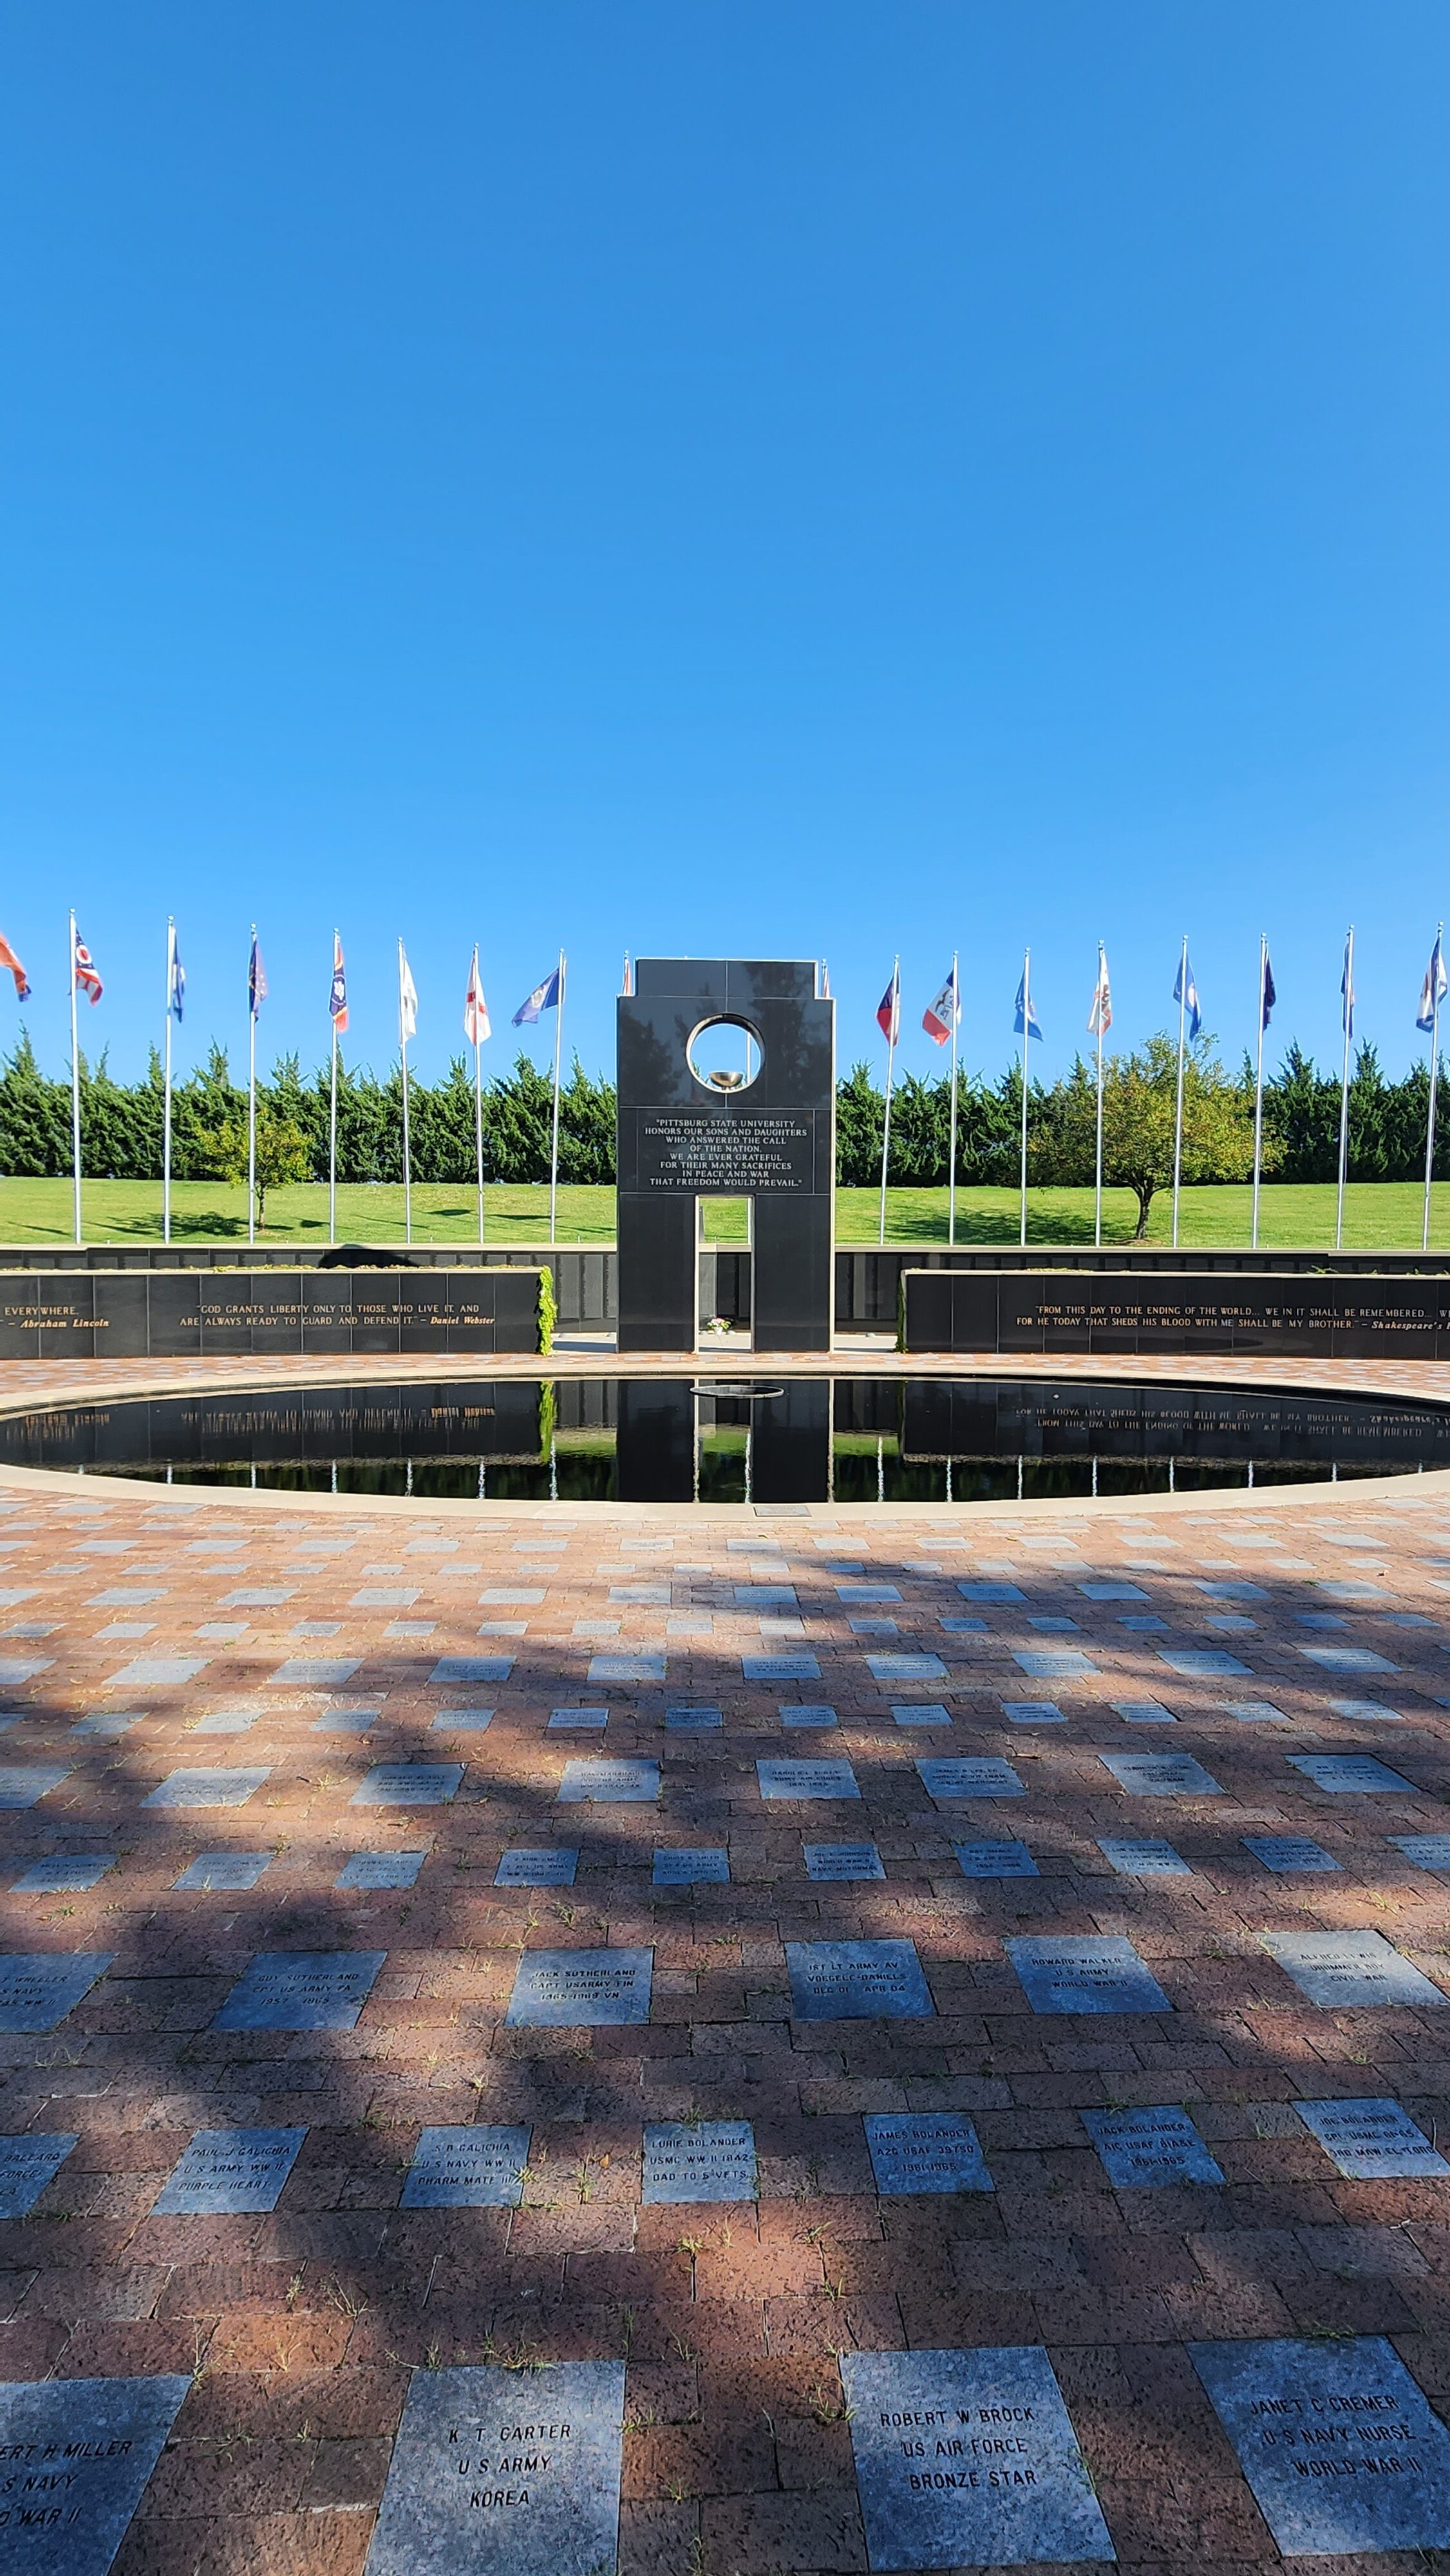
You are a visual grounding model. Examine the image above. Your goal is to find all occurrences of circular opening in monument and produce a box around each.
[1,1376,1446,1505]
[686,1015,761,1095]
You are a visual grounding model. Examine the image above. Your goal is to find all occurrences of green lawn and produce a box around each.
[3,1175,1450,1249]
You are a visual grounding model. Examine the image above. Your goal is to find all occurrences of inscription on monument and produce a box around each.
[636,1110,814,1192]
[364,2359,626,2576]
[1189,2335,1450,2555]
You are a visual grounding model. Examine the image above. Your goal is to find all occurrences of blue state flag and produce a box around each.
[513,966,561,1027]
[1341,935,1355,1039]
[1013,969,1042,1042]
[1417,933,1447,1034]
[1261,951,1276,1031]
[167,926,185,1024]
[1173,950,1201,1041]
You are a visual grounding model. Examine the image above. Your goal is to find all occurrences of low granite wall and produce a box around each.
[0,1268,547,1359]
[901,1269,1450,1358]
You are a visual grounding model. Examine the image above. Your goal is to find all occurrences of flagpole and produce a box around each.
[162,919,174,1246]
[68,911,82,1246]
[1094,945,1106,1249]
[328,934,339,1245]
[1335,926,1354,1251]
[878,956,898,1249]
[399,938,413,1247]
[1425,920,1443,1253]
[1171,933,1188,1249]
[947,950,958,1249]
[473,945,485,1247]
[1019,947,1030,1248]
[547,949,565,1248]
[1251,934,1267,1250]
[247,927,258,1245]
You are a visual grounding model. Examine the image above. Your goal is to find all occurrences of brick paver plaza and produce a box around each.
[1,1350,1449,2573]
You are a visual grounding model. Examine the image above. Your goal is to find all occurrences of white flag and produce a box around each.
[1088,947,1112,1037]
[464,947,490,1046]
[398,942,419,1046]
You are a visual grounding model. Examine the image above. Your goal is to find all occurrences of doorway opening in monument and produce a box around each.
[697,1195,753,1350]
[686,1014,760,1094]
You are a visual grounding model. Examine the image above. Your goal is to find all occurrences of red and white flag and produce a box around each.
[73,925,102,1005]
[1087,947,1112,1039]
[876,963,900,1046]
[464,947,491,1046]
[923,962,959,1046]
[0,934,30,1003]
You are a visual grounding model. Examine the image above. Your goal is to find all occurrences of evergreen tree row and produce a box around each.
[1,1028,1446,1188]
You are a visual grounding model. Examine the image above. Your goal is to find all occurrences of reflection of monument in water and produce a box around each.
[616,958,834,1352]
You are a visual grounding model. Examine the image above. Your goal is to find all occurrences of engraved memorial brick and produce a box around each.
[954,1839,1038,1878]
[0,1952,112,2030]
[504,1947,653,2027]
[916,1757,1024,1799]
[863,2112,993,2196]
[1189,2336,1450,2555]
[352,1763,464,1806]
[1098,1751,1221,1796]
[364,2359,625,2576]
[0,2131,77,2215]
[1295,2097,1450,2179]
[805,1842,885,1881]
[1261,1929,1446,2007]
[1082,2105,1223,2186]
[0,2374,189,2575]
[336,1850,426,1889]
[494,1850,578,1887]
[642,2119,757,2202]
[652,1846,730,1884]
[1288,1752,1412,1793]
[785,1938,934,2021]
[1096,1837,1189,1876]
[401,2124,531,2208]
[556,1759,658,1803]
[1006,1935,1171,2014]
[212,1949,385,2031]
[841,2346,1113,2570]
[757,1757,860,1800]
[154,2126,305,2213]
[1244,1835,1339,1873]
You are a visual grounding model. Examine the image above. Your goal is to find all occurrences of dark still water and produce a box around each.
[0,1376,1445,1504]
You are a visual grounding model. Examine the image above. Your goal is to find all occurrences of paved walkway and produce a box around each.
[0,1355,1445,2571]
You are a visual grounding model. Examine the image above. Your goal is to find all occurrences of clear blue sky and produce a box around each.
[3,3,1449,1097]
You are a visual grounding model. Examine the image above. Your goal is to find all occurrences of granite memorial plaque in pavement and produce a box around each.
[867,1653,948,1683]
[780,1702,837,1727]
[193,1704,263,1735]
[1393,1833,1450,1872]
[154,2125,306,2213]
[1013,1650,1096,1680]
[547,1707,608,1730]
[1082,2105,1223,2186]
[1329,1697,1404,1721]
[642,2119,757,2202]
[556,1758,659,1803]
[1157,1647,1250,1676]
[429,1655,514,1685]
[757,1757,860,1800]
[958,1582,1026,1602]
[588,1653,664,1685]
[916,1757,1024,1799]
[267,1656,362,1687]
[107,1655,208,1688]
[1110,1699,1176,1725]
[0,2373,190,2575]
[335,1850,426,1890]
[144,1767,268,1809]
[785,1938,934,2021]
[495,1848,578,1887]
[1294,2096,1449,2179]
[665,1704,722,1731]
[1098,1750,1222,1796]
[352,1763,464,1806]
[652,1846,730,1884]
[173,1852,272,1891]
[1223,1700,1289,1723]
[863,2112,993,2195]
[1288,1752,1413,1793]
[432,1707,494,1732]
[1189,2334,1450,2555]
[1006,1935,1171,2014]
[805,1842,885,1881]
[401,2123,531,2208]
[504,1947,654,2027]
[1299,1642,1400,1672]
[954,1838,1038,1878]
[12,1854,113,1893]
[0,2130,76,2215]
[841,2345,1113,2570]
[364,2358,625,2576]
[889,1702,952,1727]
[212,1949,386,2031]
[1003,1700,1066,1724]
[0,1765,71,1808]
[742,1654,820,1681]
[0,1952,113,2030]
[1244,1835,1340,1873]
[1261,1929,1447,2007]
[1095,1837,1190,1877]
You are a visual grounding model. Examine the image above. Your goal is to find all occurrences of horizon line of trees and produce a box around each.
[1,1028,1448,1224]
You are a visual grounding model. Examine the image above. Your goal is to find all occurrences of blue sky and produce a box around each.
[3,3,1449,1095]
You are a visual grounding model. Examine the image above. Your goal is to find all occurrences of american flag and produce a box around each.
[73,925,102,1005]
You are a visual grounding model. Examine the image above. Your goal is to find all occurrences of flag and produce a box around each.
[0,934,30,1003]
[621,952,634,997]
[248,932,267,1018]
[1417,933,1447,1034]
[73,925,102,1005]
[398,943,419,1046]
[464,947,490,1046]
[1261,949,1276,1031]
[876,965,900,1045]
[1087,949,1112,1038]
[330,933,348,1034]
[167,925,184,1023]
[923,963,959,1046]
[820,959,830,998]
[1341,934,1355,1038]
[1013,966,1042,1041]
[1173,949,1201,1041]
[514,965,561,1027]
